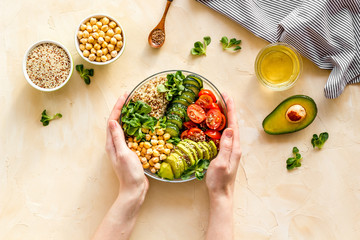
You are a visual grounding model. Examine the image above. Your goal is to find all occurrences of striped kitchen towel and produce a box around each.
[196,0,360,98]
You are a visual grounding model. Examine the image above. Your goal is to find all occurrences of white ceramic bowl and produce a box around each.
[23,40,73,92]
[75,14,126,65]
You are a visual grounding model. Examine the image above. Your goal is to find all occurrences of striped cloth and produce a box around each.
[196,0,360,98]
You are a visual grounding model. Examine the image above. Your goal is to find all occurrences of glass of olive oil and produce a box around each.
[255,42,302,91]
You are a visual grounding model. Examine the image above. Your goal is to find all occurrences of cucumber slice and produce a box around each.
[165,123,180,137]
[173,97,190,107]
[181,92,196,104]
[167,114,183,129]
[187,75,203,88]
[184,83,200,95]
[183,78,200,89]
[167,106,186,120]
[183,88,196,100]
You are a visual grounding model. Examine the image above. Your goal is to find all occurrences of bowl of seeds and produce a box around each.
[23,40,73,92]
[75,14,125,65]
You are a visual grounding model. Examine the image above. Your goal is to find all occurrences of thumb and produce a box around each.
[216,128,233,163]
[109,120,127,154]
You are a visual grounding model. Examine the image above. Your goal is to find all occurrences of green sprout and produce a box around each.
[191,36,211,56]
[286,147,302,170]
[76,64,94,85]
[311,132,329,149]
[40,110,62,126]
[220,36,242,51]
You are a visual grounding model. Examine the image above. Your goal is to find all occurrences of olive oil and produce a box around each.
[255,43,302,90]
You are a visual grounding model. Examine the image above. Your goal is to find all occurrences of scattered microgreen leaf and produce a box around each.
[76,64,94,85]
[181,159,210,180]
[157,71,186,101]
[40,109,62,126]
[286,147,302,170]
[166,137,181,145]
[220,36,242,51]
[311,132,329,149]
[191,36,211,56]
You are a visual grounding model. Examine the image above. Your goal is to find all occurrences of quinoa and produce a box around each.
[131,76,169,118]
[26,43,71,89]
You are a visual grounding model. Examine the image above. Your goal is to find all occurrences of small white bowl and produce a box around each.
[75,14,126,65]
[23,40,73,92]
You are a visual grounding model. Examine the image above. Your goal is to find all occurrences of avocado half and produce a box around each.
[262,95,317,135]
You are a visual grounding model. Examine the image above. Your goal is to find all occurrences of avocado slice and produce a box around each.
[180,141,198,162]
[177,143,196,166]
[165,154,182,178]
[158,162,174,180]
[184,139,203,159]
[174,149,189,170]
[208,141,218,158]
[197,142,210,160]
[201,142,213,159]
[172,152,185,174]
[262,95,317,135]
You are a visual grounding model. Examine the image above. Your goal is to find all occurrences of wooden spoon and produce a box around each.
[148,0,173,48]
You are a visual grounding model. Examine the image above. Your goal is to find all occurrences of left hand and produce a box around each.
[106,93,149,200]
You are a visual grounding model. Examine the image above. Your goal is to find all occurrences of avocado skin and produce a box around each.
[262,95,318,135]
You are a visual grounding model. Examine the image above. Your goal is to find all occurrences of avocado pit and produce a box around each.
[286,104,306,123]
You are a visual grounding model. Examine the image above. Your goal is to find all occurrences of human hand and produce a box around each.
[205,94,241,198]
[106,93,149,200]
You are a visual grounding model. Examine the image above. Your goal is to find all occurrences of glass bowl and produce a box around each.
[120,70,227,183]
[255,42,303,91]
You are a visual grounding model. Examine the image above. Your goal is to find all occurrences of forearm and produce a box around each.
[205,193,234,240]
[92,193,144,240]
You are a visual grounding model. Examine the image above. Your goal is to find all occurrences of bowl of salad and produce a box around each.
[120,70,227,182]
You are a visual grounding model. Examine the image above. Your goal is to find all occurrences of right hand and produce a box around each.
[205,94,242,197]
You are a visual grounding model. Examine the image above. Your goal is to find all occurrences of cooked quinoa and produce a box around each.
[131,76,169,118]
[26,43,71,89]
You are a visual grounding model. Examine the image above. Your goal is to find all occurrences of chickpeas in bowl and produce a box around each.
[75,14,125,65]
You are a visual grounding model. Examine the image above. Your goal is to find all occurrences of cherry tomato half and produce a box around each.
[205,109,223,129]
[208,102,221,111]
[187,128,206,142]
[199,89,217,102]
[183,121,198,129]
[215,113,226,131]
[181,130,189,139]
[187,104,206,123]
[205,130,222,139]
[195,95,213,109]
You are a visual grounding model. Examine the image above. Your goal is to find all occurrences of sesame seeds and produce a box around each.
[26,43,71,89]
[131,76,169,118]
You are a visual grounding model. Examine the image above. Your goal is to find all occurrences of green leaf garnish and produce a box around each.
[181,159,210,180]
[76,64,94,85]
[191,36,211,56]
[286,147,302,170]
[311,132,329,149]
[157,71,186,101]
[220,36,242,51]
[40,109,62,126]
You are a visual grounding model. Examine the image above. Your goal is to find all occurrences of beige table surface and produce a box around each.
[1,0,360,239]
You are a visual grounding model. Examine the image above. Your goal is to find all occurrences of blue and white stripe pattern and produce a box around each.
[196,0,360,98]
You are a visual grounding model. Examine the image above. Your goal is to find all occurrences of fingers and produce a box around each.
[212,128,234,166]
[108,120,129,161]
[109,93,129,122]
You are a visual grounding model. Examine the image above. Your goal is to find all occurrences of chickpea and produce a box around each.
[156,128,164,136]
[139,142,144,148]
[109,21,117,28]
[86,25,93,33]
[140,157,147,164]
[157,145,165,153]
[102,48,108,55]
[77,31,83,39]
[80,24,87,31]
[158,140,165,146]
[154,163,161,170]
[101,25,109,32]
[101,17,110,25]
[96,21,102,28]
[160,154,167,160]
[80,38,88,44]
[114,33,122,41]
[141,148,147,156]
[136,146,141,151]
[96,57,101,62]
[82,50,90,57]
[90,17,97,25]
[164,148,171,155]
[153,149,160,157]
[149,159,154,166]
[114,27,122,34]
[92,25,99,32]
[105,36,111,43]
[99,31,105,38]
[85,43,93,50]
[110,50,117,58]
[151,139,158,146]
[166,143,174,149]
[149,131,154,136]
[91,48,96,54]
[96,50,103,57]
[83,30,89,38]
[94,43,101,50]
[150,167,156,174]
[136,151,141,157]
[115,47,121,52]
[86,22,91,27]
[128,137,133,142]
[79,44,85,51]
[163,133,171,141]
[100,55,107,62]
[101,42,108,48]
[98,37,105,44]
[144,142,151,149]
[146,148,153,155]
[145,155,151,160]
[88,53,96,61]
[151,135,158,140]
[142,162,150,169]
[145,134,151,141]
[132,142,138,149]
[92,32,99,39]
[88,36,95,44]
[110,37,117,45]
[152,157,159,163]
[106,54,111,61]
[106,29,115,37]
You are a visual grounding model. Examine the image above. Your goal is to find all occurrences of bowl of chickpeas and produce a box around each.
[75,14,125,65]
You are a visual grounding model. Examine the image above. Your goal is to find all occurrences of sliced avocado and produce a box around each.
[184,139,203,159]
[172,152,185,174]
[180,141,198,163]
[177,143,196,166]
[174,149,189,170]
[165,154,182,178]
[208,141,218,158]
[262,95,317,135]
[201,142,213,159]
[197,142,210,160]
[158,162,174,180]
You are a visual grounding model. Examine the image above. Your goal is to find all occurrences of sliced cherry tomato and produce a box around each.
[187,128,206,142]
[187,104,206,123]
[199,89,217,102]
[205,109,222,130]
[208,102,221,111]
[181,130,189,139]
[195,95,213,109]
[205,130,221,140]
[215,113,226,131]
[183,121,198,129]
